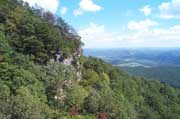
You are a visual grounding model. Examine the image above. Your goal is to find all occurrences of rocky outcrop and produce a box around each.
[51,47,83,81]
[54,80,72,101]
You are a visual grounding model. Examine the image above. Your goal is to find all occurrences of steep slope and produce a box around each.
[122,66,180,88]
[0,0,180,119]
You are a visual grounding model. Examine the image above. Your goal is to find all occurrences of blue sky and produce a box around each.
[57,0,164,29]
[24,0,180,48]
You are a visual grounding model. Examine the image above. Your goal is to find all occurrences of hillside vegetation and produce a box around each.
[123,66,180,88]
[0,0,180,119]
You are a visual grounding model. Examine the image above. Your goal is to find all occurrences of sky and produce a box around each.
[23,0,180,48]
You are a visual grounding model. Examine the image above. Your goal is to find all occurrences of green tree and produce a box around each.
[66,84,88,109]
[11,87,50,119]
[84,88,100,113]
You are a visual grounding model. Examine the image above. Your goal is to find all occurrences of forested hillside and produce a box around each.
[122,66,180,88]
[0,0,180,119]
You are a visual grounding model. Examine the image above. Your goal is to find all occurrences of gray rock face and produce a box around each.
[54,80,72,101]
[52,47,83,100]
[55,53,61,63]
[62,57,73,66]
[51,47,83,81]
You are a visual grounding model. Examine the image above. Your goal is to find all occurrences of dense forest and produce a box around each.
[0,0,180,119]
[122,66,180,88]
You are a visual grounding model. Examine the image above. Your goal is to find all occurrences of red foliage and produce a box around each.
[97,112,107,119]
[69,107,79,117]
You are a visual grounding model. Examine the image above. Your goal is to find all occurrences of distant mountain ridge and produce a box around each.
[84,48,180,67]
[84,48,180,88]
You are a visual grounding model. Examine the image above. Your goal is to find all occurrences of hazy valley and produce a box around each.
[84,48,180,88]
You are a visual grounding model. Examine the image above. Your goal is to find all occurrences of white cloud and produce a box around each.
[60,6,68,15]
[125,23,180,47]
[73,0,102,16]
[159,0,180,19]
[23,0,59,13]
[79,23,121,48]
[127,19,158,30]
[79,20,180,48]
[140,5,152,16]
